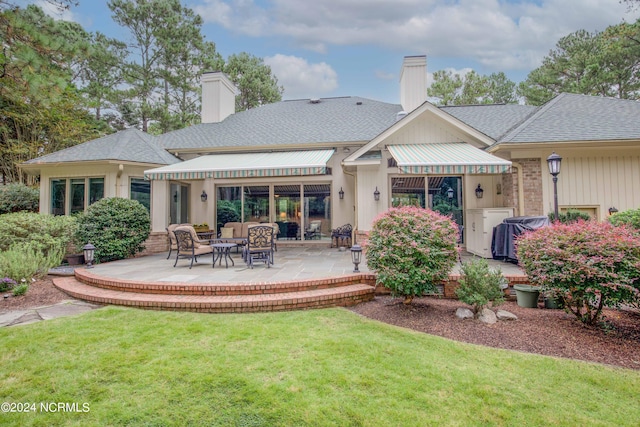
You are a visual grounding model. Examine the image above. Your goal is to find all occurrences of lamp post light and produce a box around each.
[546,152,562,221]
[350,244,363,273]
[83,243,96,269]
[608,207,618,216]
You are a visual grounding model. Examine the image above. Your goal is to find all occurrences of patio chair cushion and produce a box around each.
[220,227,234,238]
[175,225,208,248]
[224,222,242,238]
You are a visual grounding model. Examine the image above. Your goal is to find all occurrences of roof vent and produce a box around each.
[310,98,320,104]
[395,111,408,122]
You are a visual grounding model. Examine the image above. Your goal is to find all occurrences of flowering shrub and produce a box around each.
[516,220,640,325]
[364,206,458,304]
[456,258,506,315]
[609,208,640,231]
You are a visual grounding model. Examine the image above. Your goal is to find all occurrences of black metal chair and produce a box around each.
[244,225,275,269]
[173,226,214,269]
[331,224,352,247]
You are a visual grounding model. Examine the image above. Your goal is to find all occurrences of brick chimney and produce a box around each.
[399,55,427,113]
[201,72,236,124]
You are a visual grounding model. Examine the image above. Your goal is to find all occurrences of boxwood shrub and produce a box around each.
[75,198,150,263]
[609,208,640,231]
[0,183,39,214]
[365,206,458,305]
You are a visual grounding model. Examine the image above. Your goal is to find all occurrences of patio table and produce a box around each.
[211,243,237,268]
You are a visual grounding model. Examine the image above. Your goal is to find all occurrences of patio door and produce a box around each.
[429,176,464,240]
[170,183,189,224]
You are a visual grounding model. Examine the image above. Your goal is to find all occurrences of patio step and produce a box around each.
[74,269,377,296]
[53,277,375,313]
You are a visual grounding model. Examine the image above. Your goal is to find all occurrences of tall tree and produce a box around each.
[0,5,100,184]
[224,52,283,111]
[109,0,226,133]
[427,70,517,106]
[77,32,128,122]
[518,22,640,105]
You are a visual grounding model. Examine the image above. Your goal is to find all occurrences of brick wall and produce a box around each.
[520,158,543,216]
[505,158,543,216]
[140,231,169,256]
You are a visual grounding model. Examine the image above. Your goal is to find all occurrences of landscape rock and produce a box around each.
[455,307,474,320]
[496,310,518,321]
[478,308,497,324]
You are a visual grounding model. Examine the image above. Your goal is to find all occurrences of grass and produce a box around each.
[1,307,639,426]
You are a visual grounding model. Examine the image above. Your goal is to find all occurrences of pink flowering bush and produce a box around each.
[364,206,458,305]
[516,220,640,325]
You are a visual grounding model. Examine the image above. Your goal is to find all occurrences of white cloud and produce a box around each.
[193,0,639,71]
[35,0,80,22]
[264,54,338,99]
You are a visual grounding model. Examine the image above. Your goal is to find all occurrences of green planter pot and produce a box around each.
[544,296,562,309]
[513,285,541,308]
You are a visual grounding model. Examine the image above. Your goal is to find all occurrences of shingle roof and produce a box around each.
[24,128,179,165]
[156,96,403,150]
[498,93,640,144]
[440,104,538,140]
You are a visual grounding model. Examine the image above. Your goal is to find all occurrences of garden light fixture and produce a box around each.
[83,243,96,269]
[350,244,362,273]
[547,152,562,220]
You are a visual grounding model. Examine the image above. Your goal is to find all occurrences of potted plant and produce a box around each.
[543,290,563,309]
[513,284,540,308]
[193,223,209,232]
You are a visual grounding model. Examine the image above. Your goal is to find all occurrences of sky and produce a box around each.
[37,0,640,105]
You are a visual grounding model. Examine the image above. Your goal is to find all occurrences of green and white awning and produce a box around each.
[145,149,335,180]
[388,143,511,174]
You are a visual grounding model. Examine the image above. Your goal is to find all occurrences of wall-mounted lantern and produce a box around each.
[475,184,484,199]
[201,190,208,202]
[373,187,380,201]
[339,187,344,200]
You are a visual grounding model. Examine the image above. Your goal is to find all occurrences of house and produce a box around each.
[21,55,640,256]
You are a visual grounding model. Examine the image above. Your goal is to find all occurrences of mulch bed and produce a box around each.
[349,295,640,370]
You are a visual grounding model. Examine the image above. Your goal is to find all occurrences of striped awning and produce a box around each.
[145,149,334,180]
[388,143,511,174]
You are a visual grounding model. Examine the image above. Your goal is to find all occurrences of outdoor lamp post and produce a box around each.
[350,244,362,273]
[83,243,96,269]
[608,207,618,216]
[547,152,562,220]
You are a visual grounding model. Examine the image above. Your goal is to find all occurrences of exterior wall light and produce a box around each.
[339,187,344,200]
[373,187,380,201]
[201,190,208,202]
[608,207,618,215]
[475,184,484,199]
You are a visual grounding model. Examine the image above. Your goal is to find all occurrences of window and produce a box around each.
[50,177,105,215]
[131,178,150,212]
[50,179,66,216]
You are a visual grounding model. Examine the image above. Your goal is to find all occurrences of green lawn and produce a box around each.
[1,307,639,426]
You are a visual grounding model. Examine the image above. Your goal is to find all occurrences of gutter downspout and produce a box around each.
[511,161,525,217]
